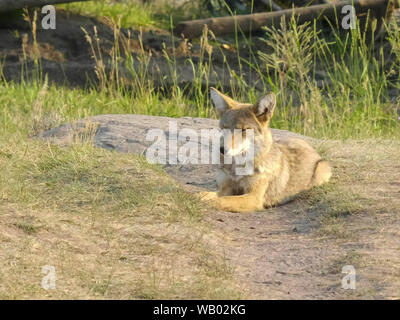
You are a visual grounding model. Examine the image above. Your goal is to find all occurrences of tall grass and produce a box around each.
[258,15,399,138]
[1,5,399,140]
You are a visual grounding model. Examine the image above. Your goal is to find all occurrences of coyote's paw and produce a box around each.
[197,191,218,202]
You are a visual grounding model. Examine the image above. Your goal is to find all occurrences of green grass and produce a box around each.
[59,0,159,29]
[59,0,208,30]
[256,16,400,139]
[0,135,199,221]
[0,76,208,139]
[2,3,400,139]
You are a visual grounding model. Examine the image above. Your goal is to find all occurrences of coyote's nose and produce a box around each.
[220,146,225,155]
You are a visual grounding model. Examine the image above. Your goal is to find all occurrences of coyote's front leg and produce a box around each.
[199,181,268,213]
[213,193,265,213]
[197,177,234,202]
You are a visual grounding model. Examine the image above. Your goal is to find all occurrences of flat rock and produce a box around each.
[39,114,310,190]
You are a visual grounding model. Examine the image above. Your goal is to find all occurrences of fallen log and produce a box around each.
[175,0,392,38]
[0,0,90,13]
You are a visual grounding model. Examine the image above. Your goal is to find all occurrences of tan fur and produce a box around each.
[200,88,332,213]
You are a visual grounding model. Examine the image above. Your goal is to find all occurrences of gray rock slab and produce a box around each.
[39,114,310,190]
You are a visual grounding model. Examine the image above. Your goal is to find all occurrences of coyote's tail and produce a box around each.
[312,159,332,186]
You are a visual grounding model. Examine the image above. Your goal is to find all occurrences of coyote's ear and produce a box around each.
[253,93,276,123]
[210,87,236,116]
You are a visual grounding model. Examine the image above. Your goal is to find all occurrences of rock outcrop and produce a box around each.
[39,114,309,190]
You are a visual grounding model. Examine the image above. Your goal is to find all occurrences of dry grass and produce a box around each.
[0,138,243,299]
[303,139,400,298]
[1,132,399,299]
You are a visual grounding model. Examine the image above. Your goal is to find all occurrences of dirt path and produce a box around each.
[207,140,400,299]
[206,201,399,299]
[40,115,400,299]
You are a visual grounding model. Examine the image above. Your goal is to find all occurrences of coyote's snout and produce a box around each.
[200,87,332,213]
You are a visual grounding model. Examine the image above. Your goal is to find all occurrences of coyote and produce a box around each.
[200,88,331,213]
